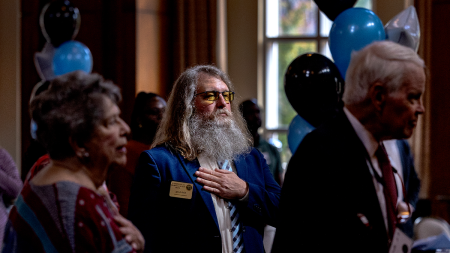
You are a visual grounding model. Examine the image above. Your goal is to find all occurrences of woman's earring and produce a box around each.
[77,149,90,162]
[138,124,143,128]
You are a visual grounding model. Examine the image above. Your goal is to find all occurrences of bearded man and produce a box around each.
[128,65,281,253]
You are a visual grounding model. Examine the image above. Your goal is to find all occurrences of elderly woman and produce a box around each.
[8,71,144,252]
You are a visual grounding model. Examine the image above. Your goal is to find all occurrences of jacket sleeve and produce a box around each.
[127,151,162,253]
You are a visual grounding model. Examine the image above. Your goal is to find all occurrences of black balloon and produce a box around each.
[39,0,81,47]
[284,53,344,127]
[314,0,357,21]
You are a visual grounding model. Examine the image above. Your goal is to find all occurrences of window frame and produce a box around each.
[260,0,372,166]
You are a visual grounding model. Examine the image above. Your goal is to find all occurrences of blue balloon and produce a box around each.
[288,115,315,154]
[329,8,385,78]
[52,40,93,76]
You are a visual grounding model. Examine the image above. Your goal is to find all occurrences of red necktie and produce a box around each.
[375,144,398,240]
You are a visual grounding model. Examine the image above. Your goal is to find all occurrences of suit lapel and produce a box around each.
[234,154,248,183]
[176,153,219,229]
[339,112,389,238]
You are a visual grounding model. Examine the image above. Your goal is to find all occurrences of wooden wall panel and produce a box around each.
[428,0,450,221]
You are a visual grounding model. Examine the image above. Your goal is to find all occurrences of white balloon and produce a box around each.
[34,42,56,81]
[385,6,420,52]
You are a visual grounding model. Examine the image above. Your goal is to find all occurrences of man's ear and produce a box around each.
[69,137,89,159]
[368,82,386,111]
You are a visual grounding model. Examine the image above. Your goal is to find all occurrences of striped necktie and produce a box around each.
[218,160,245,253]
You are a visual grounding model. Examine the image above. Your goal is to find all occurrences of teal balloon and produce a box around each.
[329,8,385,78]
[288,115,315,154]
[52,40,93,76]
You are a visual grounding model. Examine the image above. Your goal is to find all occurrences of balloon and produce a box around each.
[52,41,93,76]
[329,8,386,78]
[385,6,420,52]
[313,0,357,21]
[288,115,315,154]
[34,43,56,81]
[284,53,344,127]
[39,0,81,47]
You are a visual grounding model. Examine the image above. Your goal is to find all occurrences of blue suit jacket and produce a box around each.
[128,145,281,253]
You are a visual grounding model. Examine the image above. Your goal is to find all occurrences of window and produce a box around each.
[263,0,373,168]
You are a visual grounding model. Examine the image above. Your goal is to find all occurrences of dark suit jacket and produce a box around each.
[396,139,421,238]
[272,111,390,253]
[128,145,281,253]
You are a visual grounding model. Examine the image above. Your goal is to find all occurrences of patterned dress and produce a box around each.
[8,181,134,253]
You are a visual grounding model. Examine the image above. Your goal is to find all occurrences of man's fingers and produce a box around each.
[195,170,223,182]
[196,168,233,181]
[203,185,219,193]
[213,169,232,174]
[196,177,222,188]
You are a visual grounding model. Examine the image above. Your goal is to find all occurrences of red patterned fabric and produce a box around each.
[9,181,135,253]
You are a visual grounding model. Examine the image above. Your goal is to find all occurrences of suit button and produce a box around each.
[242,226,246,233]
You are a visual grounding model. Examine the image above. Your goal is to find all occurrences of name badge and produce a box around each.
[389,228,413,253]
[169,181,193,199]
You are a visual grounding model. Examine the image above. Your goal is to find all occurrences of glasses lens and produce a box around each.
[222,92,234,102]
[222,92,230,101]
[205,92,218,101]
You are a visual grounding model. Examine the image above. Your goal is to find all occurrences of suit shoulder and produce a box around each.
[249,147,264,157]
[144,145,177,157]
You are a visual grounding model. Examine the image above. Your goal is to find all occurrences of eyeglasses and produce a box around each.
[195,91,235,104]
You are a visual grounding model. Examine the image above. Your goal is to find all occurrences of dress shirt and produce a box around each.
[198,154,248,253]
[343,107,401,233]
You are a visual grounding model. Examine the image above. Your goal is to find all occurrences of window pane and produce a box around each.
[266,41,317,129]
[266,0,318,37]
[319,11,332,37]
[319,40,332,61]
[355,0,372,9]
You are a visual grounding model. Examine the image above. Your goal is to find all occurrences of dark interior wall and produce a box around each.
[428,0,450,221]
[21,0,136,170]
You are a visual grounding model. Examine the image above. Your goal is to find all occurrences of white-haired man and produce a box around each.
[128,65,281,253]
[272,41,425,253]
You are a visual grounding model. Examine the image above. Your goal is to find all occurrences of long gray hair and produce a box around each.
[152,65,252,160]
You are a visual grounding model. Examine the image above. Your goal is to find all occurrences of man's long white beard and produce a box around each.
[189,108,251,162]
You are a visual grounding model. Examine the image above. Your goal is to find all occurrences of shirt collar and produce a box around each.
[343,107,379,157]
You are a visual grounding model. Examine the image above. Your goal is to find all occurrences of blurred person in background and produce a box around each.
[8,71,144,253]
[107,92,166,217]
[383,139,420,238]
[240,99,283,186]
[240,99,283,253]
[0,148,22,249]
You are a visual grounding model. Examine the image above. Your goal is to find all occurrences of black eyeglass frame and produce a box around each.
[194,91,235,102]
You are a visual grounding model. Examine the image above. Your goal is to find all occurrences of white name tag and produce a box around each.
[389,228,413,253]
